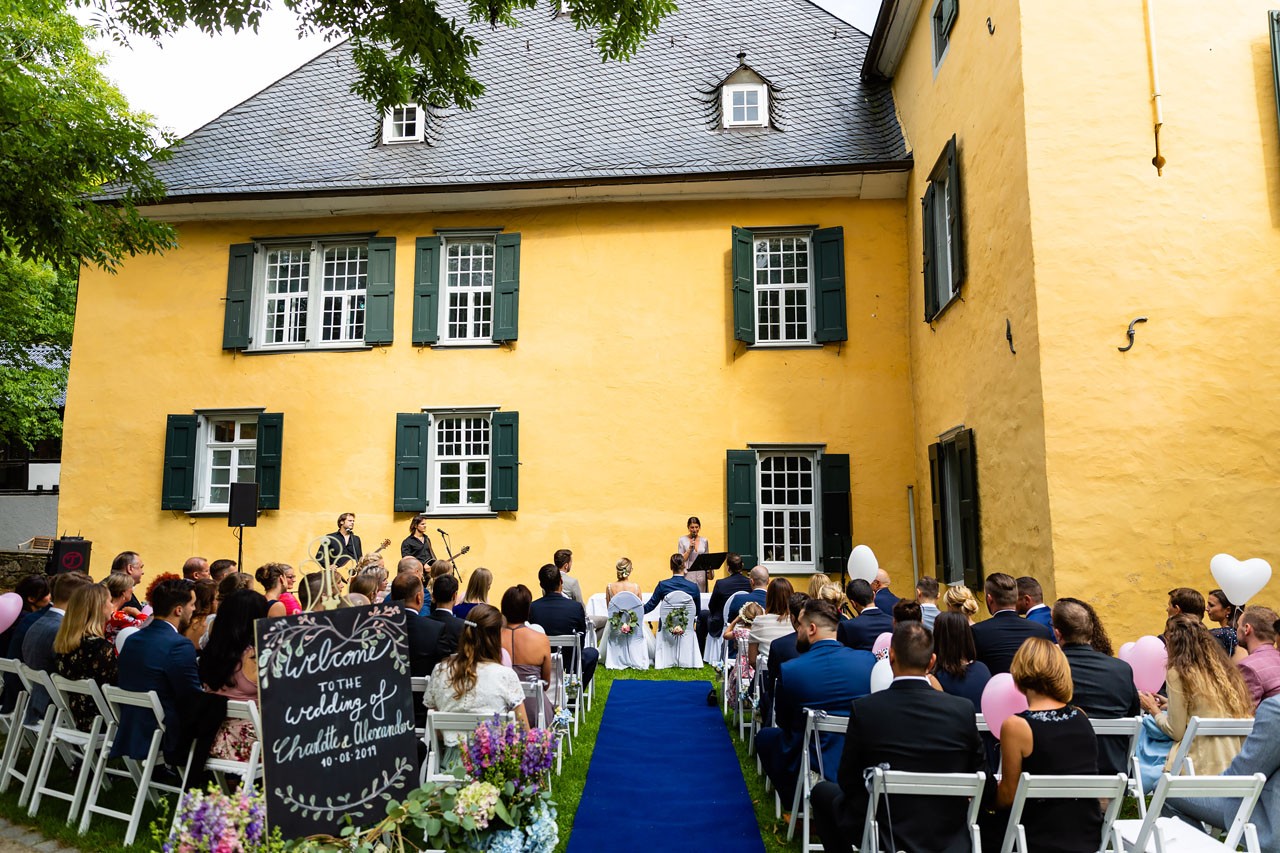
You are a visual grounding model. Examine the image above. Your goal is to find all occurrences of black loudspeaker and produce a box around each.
[48,538,91,575]
[228,482,259,528]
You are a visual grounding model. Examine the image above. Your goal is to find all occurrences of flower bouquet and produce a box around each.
[608,609,639,636]
[663,607,689,636]
[154,784,286,852]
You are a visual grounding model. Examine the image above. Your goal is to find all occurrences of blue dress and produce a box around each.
[934,660,992,712]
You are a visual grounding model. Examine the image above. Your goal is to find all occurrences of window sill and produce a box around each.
[241,344,373,355]
[186,509,234,517]
[926,292,961,324]
[756,564,818,576]
[748,342,824,351]
[431,341,504,349]
[420,511,499,519]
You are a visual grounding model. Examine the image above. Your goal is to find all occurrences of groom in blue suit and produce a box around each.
[112,578,204,765]
[758,598,876,806]
[643,554,701,614]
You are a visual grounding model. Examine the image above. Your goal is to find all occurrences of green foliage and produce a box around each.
[79,0,679,111]
[0,255,74,445]
[1,0,176,273]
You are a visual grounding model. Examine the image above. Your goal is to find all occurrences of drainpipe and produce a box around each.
[1144,0,1166,175]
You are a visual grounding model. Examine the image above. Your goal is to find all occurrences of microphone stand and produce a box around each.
[438,528,463,582]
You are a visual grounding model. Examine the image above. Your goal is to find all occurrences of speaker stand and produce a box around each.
[234,524,246,571]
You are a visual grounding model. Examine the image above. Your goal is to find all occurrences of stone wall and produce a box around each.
[0,551,47,592]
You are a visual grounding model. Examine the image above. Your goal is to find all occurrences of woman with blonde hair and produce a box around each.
[1140,614,1252,779]
[454,567,493,619]
[943,584,980,623]
[806,572,833,599]
[103,572,144,647]
[53,584,117,730]
[606,558,641,604]
[817,582,849,617]
[988,637,1101,853]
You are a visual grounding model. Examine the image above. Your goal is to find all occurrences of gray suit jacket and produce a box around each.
[21,610,63,722]
[560,572,583,605]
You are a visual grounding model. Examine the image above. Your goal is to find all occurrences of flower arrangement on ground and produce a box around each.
[154,784,287,853]
[664,607,689,636]
[608,609,638,636]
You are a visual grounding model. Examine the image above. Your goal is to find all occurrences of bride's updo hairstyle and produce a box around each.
[616,558,633,580]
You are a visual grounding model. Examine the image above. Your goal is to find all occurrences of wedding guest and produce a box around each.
[52,583,118,730]
[916,576,941,630]
[872,568,898,611]
[987,638,1102,853]
[1167,587,1206,620]
[1052,599,1139,775]
[605,557,641,605]
[425,604,529,747]
[836,579,891,651]
[971,572,1054,674]
[530,564,599,688]
[24,571,94,721]
[943,583,980,624]
[389,574,445,678]
[553,549,584,605]
[705,555,753,642]
[892,599,922,626]
[144,573,181,607]
[748,578,794,668]
[817,582,850,620]
[201,572,254,646]
[761,593,808,726]
[256,563,294,618]
[677,517,711,592]
[1140,615,1252,779]
[811,622,983,853]
[111,551,146,609]
[348,571,383,603]
[643,554,700,614]
[198,589,268,764]
[182,557,210,581]
[401,514,436,565]
[724,602,763,708]
[1057,596,1114,655]
[103,572,144,648]
[1207,588,1243,659]
[208,559,237,584]
[455,567,493,619]
[183,579,216,646]
[1016,576,1052,628]
[931,611,991,712]
[1235,605,1280,706]
[355,563,390,603]
[806,572,833,599]
[0,575,49,656]
[500,585,552,724]
[296,571,332,612]
[429,575,466,655]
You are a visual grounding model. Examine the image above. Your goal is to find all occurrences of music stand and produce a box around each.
[691,551,728,577]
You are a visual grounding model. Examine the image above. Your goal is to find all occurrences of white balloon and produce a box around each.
[1209,553,1273,606]
[870,656,893,693]
[847,544,879,584]
[115,626,140,654]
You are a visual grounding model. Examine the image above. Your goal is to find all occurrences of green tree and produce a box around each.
[0,257,75,445]
[1,0,176,274]
[81,0,678,112]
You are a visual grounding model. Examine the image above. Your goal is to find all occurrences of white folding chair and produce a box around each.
[547,634,584,736]
[998,773,1128,853]
[654,592,699,669]
[741,648,767,744]
[787,709,849,852]
[580,629,596,712]
[0,658,33,797]
[1168,717,1255,778]
[410,676,430,744]
[519,677,547,729]
[1086,716,1144,813]
[10,663,60,808]
[422,711,514,784]
[28,674,110,821]
[602,592,649,672]
[1112,772,1266,853]
[862,767,987,853]
[975,713,990,733]
[80,685,193,846]
[203,700,263,794]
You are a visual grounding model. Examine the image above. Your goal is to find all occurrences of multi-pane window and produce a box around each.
[433,416,490,508]
[923,136,964,322]
[932,0,958,67]
[754,235,811,344]
[258,241,367,348]
[758,452,815,567]
[722,84,768,128]
[442,239,495,343]
[383,105,424,144]
[929,428,980,589]
[202,417,257,510]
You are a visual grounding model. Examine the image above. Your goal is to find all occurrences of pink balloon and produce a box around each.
[1128,635,1168,693]
[980,673,1029,740]
[1117,641,1136,663]
[0,593,21,635]
[872,632,892,659]
[141,604,153,617]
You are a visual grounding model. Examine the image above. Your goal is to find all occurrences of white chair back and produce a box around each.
[423,711,514,782]
[787,709,851,852]
[520,677,546,729]
[999,773,1128,853]
[654,591,699,669]
[204,699,264,792]
[33,675,113,821]
[603,592,649,671]
[863,768,987,853]
[1167,716,1254,777]
[546,634,584,735]
[1086,716,1145,812]
[1114,772,1266,853]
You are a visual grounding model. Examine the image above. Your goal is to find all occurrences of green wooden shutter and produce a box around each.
[731,227,755,345]
[364,237,396,345]
[944,135,966,294]
[412,237,441,346]
[955,428,981,589]
[493,233,521,343]
[922,185,939,321]
[1271,12,1280,148]
[490,412,519,511]
[255,412,284,510]
[161,415,198,510]
[394,414,431,512]
[812,226,847,343]
[726,450,758,568]
[928,441,947,578]
[818,453,851,573]
[223,244,254,350]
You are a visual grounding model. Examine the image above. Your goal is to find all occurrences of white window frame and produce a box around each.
[423,407,496,514]
[752,230,815,346]
[439,234,497,346]
[383,104,425,144]
[250,239,369,351]
[193,413,259,513]
[722,83,768,128]
[931,0,957,71]
[927,166,958,316]
[753,446,823,573]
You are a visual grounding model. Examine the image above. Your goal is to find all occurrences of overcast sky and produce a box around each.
[84,0,882,139]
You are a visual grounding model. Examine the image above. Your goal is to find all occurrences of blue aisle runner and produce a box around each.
[566,680,766,853]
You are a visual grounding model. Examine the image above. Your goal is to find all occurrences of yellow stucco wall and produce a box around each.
[1020,1,1280,638]
[892,1,1056,594]
[61,197,916,601]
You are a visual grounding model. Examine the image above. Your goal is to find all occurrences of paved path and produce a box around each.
[0,817,76,853]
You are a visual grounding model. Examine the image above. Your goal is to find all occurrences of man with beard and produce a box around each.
[317,512,363,565]
[112,578,204,766]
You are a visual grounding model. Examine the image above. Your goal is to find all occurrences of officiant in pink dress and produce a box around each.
[678,516,711,593]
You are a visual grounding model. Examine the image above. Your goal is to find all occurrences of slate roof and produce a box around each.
[136,0,910,201]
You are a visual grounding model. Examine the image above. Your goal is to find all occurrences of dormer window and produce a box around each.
[383,105,425,144]
[723,84,767,128]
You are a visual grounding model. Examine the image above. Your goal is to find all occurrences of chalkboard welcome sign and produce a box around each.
[256,604,417,839]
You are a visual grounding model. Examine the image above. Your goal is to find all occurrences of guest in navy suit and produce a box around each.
[112,578,204,764]
[837,579,892,652]
[389,574,446,678]
[530,564,599,687]
[2,590,53,713]
[703,553,752,641]
[427,575,465,656]
[726,567,769,625]
[761,592,809,726]
[972,572,1054,674]
[758,599,875,806]
[1017,576,1053,628]
[872,568,899,612]
[643,553,702,615]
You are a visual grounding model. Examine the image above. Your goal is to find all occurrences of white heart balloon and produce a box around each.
[1209,553,1273,606]
[847,544,879,584]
